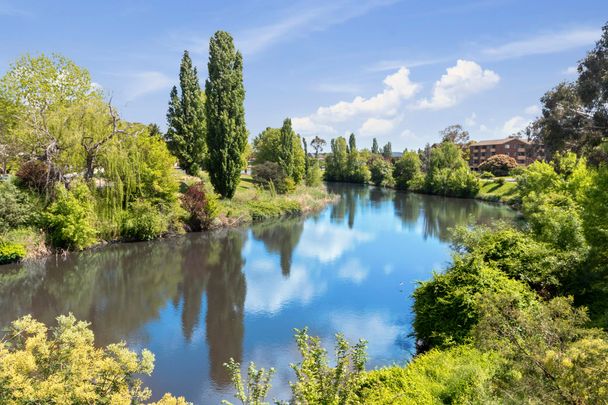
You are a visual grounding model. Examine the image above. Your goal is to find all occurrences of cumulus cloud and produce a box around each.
[563,66,578,75]
[297,222,374,263]
[359,117,398,136]
[337,258,370,284]
[293,67,420,136]
[502,115,530,135]
[416,60,500,110]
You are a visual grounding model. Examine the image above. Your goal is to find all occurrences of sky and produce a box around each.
[0,0,605,151]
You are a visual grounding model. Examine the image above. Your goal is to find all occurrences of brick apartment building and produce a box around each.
[469,137,545,170]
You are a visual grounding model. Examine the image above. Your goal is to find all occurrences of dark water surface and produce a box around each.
[0,184,517,403]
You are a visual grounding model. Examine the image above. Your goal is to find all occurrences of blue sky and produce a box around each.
[0,0,605,150]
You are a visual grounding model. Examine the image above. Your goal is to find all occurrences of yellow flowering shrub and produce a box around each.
[0,314,189,404]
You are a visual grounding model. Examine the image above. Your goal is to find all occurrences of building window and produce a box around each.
[505,144,510,149]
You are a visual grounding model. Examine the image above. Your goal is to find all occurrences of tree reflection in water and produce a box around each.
[251,218,304,277]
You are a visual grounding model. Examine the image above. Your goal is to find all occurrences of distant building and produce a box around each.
[468,137,544,170]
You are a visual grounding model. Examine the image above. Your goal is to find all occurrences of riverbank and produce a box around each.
[0,172,337,265]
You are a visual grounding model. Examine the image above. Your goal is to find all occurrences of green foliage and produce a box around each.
[181,181,218,231]
[252,161,292,194]
[253,124,305,185]
[382,142,393,159]
[289,328,367,405]
[0,314,187,404]
[0,240,26,264]
[121,199,169,241]
[355,346,498,404]
[413,255,535,351]
[371,138,379,154]
[0,179,37,233]
[166,50,207,175]
[369,156,394,187]
[478,154,518,176]
[344,133,371,183]
[205,31,247,199]
[324,136,349,182]
[43,181,97,250]
[305,160,323,187]
[474,294,608,404]
[517,160,561,198]
[310,136,326,158]
[582,165,608,253]
[222,359,275,405]
[247,200,301,221]
[394,151,422,190]
[425,142,479,197]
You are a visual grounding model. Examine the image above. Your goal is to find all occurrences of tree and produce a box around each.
[394,150,422,190]
[205,31,247,198]
[278,118,295,178]
[372,138,379,154]
[348,133,357,153]
[302,137,309,175]
[166,50,206,175]
[0,53,93,188]
[311,136,326,158]
[369,156,394,187]
[478,154,518,176]
[440,124,470,145]
[382,142,392,159]
[252,125,305,185]
[325,137,348,181]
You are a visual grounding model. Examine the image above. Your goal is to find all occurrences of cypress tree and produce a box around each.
[382,142,393,159]
[302,137,309,175]
[349,133,357,153]
[372,138,379,154]
[166,50,206,175]
[205,31,247,198]
[278,118,295,178]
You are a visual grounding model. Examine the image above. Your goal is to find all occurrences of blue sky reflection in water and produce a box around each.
[0,184,517,403]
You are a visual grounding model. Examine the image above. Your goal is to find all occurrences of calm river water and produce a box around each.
[0,184,516,403]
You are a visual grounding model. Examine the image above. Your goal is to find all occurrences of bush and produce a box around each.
[495,177,506,186]
[427,167,480,197]
[181,181,218,231]
[413,256,535,351]
[480,171,494,179]
[247,199,301,221]
[252,162,291,194]
[43,182,97,250]
[394,151,422,190]
[305,160,323,186]
[0,240,26,264]
[0,179,37,233]
[121,199,168,241]
[355,346,498,404]
[478,154,518,176]
[15,160,54,193]
[369,157,394,187]
[0,314,186,404]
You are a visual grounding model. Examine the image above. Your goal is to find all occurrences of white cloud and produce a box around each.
[482,28,600,60]
[563,66,578,75]
[314,82,362,94]
[337,258,369,284]
[293,67,420,136]
[502,115,530,135]
[416,60,500,110]
[292,117,337,135]
[524,104,541,115]
[359,117,398,136]
[297,222,374,263]
[236,0,397,55]
[124,71,172,101]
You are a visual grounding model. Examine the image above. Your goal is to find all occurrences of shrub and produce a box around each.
[355,346,498,404]
[478,154,518,176]
[0,179,37,233]
[0,240,26,264]
[15,160,54,193]
[0,314,186,404]
[480,171,494,179]
[247,200,301,221]
[181,181,218,231]
[121,199,168,241]
[413,256,535,351]
[305,160,323,186]
[427,167,480,197]
[369,157,394,187]
[394,151,422,190]
[43,182,97,250]
[252,162,290,194]
[495,177,506,186]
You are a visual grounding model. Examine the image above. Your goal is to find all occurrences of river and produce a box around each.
[0,184,517,403]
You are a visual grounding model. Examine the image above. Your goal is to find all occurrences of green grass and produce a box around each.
[476,179,518,204]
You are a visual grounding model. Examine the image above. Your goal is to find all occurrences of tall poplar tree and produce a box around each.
[166,50,206,175]
[205,31,247,198]
[372,138,379,154]
[278,118,295,178]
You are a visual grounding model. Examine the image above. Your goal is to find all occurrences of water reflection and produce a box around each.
[0,184,517,403]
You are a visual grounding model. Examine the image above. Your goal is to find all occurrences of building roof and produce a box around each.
[471,137,530,146]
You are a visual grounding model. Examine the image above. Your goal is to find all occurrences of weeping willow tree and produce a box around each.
[96,125,179,238]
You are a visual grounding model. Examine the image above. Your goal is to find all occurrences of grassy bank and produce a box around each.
[475,178,518,204]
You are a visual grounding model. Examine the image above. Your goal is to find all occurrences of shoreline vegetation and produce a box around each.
[1,18,608,405]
